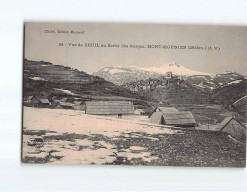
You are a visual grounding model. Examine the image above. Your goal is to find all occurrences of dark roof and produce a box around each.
[86,101,134,115]
[215,117,246,131]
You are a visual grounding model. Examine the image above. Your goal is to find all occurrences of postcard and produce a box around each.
[22,22,246,167]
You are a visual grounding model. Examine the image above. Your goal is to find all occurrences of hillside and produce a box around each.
[131,81,212,105]
[23,59,146,101]
[212,78,247,114]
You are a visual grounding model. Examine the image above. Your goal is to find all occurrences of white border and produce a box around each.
[0,0,246,192]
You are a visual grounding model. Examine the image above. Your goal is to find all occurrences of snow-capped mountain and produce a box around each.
[93,62,245,89]
[92,66,163,85]
[142,62,212,76]
[93,62,212,85]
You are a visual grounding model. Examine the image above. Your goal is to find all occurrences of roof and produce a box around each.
[149,111,163,124]
[149,111,196,125]
[60,97,68,102]
[135,109,145,113]
[74,101,83,106]
[162,111,196,125]
[215,117,246,131]
[39,99,50,104]
[58,102,73,107]
[149,107,178,118]
[86,101,134,115]
[27,96,34,100]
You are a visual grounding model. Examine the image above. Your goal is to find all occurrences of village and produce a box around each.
[123,72,184,92]
[23,89,246,143]
[22,61,246,165]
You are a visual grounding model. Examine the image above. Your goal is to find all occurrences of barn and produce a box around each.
[215,117,246,141]
[149,107,196,127]
[85,101,134,118]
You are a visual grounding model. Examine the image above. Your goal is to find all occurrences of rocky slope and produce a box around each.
[23,59,145,100]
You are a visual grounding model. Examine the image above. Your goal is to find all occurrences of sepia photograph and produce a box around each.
[22,22,246,167]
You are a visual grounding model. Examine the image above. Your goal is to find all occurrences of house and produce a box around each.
[85,100,134,118]
[134,109,145,115]
[27,96,35,103]
[57,102,73,109]
[165,71,172,79]
[50,99,60,108]
[36,98,50,108]
[215,117,246,141]
[149,107,196,127]
[73,101,85,110]
[26,95,39,105]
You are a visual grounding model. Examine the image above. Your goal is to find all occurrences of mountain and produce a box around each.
[121,75,213,105]
[142,62,211,76]
[233,95,247,116]
[185,72,245,92]
[93,62,212,85]
[92,66,162,85]
[23,59,145,100]
[212,78,247,109]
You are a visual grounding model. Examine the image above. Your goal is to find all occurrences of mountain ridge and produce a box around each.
[92,62,214,85]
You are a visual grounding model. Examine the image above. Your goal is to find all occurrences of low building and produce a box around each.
[36,98,50,108]
[134,109,145,115]
[149,107,196,127]
[57,102,73,109]
[26,95,39,106]
[50,99,60,108]
[215,117,246,141]
[85,100,134,118]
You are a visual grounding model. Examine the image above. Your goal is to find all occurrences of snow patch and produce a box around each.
[142,62,212,76]
[109,69,127,74]
[226,80,242,85]
[23,107,177,137]
[29,77,47,81]
[54,88,77,95]
[234,95,247,105]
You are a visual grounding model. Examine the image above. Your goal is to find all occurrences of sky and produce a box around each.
[25,22,247,75]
